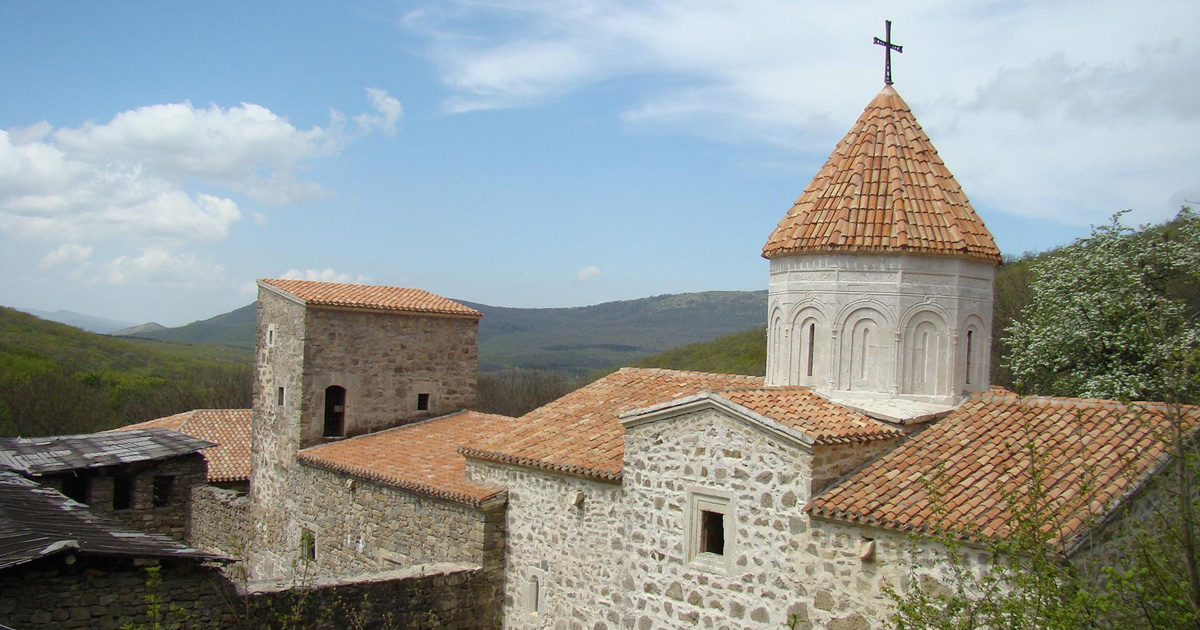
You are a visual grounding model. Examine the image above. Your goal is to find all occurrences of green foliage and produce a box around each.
[631,327,766,376]
[887,439,1101,630]
[0,307,252,436]
[1005,208,1200,402]
[476,369,580,417]
[889,402,1200,630]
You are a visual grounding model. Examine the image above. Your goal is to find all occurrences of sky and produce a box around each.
[1,1,1197,326]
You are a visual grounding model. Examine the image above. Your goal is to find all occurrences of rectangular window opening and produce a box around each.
[152,475,174,507]
[277,386,286,406]
[62,474,90,505]
[113,475,134,511]
[417,393,430,411]
[700,509,725,555]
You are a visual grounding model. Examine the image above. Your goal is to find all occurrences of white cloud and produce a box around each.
[405,0,1200,226]
[280,268,371,284]
[38,243,92,269]
[575,265,602,282]
[100,247,224,288]
[355,88,404,135]
[0,89,403,246]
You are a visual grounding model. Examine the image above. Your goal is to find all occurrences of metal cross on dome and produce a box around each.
[873,20,903,85]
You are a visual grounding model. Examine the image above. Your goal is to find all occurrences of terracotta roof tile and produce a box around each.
[297,411,515,506]
[111,410,252,483]
[763,86,1001,264]
[807,393,1199,547]
[717,388,903,444]
[259,278,480,318]
[462,368,763,481]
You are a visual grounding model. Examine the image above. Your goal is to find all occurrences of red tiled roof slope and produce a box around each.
[260,278,480,318]
[762,85,1001,264]
[297,410,514,506]
[808,393,1198,546]
[112,410,252,483]
[719,388,902,444]
[462,368,762,481]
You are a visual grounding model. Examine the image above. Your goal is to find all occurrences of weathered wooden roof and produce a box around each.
[0,429,214,475]
[0,471,226,570]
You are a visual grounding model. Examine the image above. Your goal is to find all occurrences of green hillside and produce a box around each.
[127,303,257,348]
[0,307,252,437]
[631,327,767,376]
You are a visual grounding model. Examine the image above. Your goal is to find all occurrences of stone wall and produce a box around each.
[191,484,253,573]
[242,563,499,630]
[811,439,903,494]
[478,404,988,630]
[301,306,478,444]
[248,285,481,580]
[279,463,505,586]
[0,556,499,630]
[43,453,207,543]
[467,459,627,630]
[0,556,238,630]
[249,287,307,572]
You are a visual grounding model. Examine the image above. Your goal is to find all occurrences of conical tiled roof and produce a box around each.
[762,86,1001,264]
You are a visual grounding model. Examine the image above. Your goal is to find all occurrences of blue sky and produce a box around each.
[1,1,1197,326]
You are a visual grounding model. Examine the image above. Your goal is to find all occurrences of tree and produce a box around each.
[1005,208,1200,403]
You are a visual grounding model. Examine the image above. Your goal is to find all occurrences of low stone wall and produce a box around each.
[0,556,238,630]
[241,563,499,629]
[190,484,253,562]
[249,462,505,585]
[0,557,497,630]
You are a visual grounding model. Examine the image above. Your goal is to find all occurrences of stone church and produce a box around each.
[183,80,1190,629]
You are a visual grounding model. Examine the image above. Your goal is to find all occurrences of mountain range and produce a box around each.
[103,290,769,375]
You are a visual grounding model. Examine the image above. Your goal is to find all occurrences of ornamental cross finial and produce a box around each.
[873,20,903,86]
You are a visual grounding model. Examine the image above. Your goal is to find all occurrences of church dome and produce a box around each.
[762,85,1001,265]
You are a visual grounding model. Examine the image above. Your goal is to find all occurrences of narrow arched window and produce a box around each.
[806,323,815,377]
[323,386,346,437]
[965,330,974,384]
[860,329,870,380]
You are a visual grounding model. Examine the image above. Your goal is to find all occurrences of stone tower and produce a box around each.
[247,278,481,575]
[762,85,1001,404]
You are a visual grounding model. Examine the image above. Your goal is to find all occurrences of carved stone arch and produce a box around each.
[787,301,829,387]
[834,297,896,332]
[900,309,951,396]
[898,301,952,334]
[786,299,831,326]
[837,306,894,393]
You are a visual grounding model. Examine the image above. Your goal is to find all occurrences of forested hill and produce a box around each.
[119,290,770,375]
[117,303,257,348]
[464,290,768,373]
[0,307,251,437]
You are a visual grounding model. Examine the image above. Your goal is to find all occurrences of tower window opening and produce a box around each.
[417,393,430,411]
[324,385,346,437]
